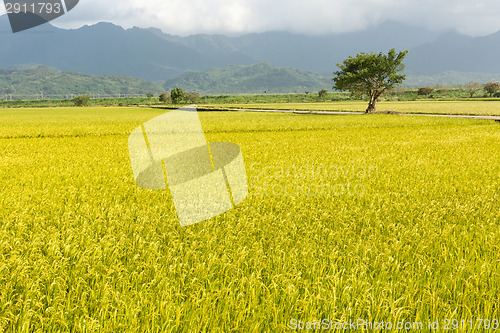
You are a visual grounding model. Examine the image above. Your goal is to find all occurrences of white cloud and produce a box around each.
[46,0,500,36]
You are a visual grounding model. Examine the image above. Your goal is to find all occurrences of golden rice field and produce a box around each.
[1,105,500,332]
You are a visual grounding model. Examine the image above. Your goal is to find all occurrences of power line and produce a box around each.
[1,93,152,101]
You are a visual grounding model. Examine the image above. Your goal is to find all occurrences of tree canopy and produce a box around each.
[170,88,185,104]
[159,92,170,103]
[484,82,500,97]
[465,81,481,98]
[333,49,408,113]
[73,94,90,107]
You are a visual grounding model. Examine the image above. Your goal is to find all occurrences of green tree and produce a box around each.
[184,91,201,103]
[465,81,481,98]
[333,49,408,113]
[73,94,90,106]
[159,92,170,103]
[318,89,328,100]
[484,82,500,97]
[418,87,434,96]
[171,88,184,104]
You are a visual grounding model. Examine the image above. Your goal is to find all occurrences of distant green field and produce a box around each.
[206,100,500,116]
[1,107,500,331]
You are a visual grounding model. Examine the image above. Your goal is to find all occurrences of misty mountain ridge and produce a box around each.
[2,15,500,89]
[164,62,332,94]
[405,29,500,74]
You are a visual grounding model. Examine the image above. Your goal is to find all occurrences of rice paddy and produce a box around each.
[1,105,499,332]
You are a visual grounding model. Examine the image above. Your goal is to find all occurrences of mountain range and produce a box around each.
[164,62,332,94]
[1,14,500,91]
[0,65,161,98]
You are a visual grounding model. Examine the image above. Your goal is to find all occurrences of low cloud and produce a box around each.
[38,0,500,36]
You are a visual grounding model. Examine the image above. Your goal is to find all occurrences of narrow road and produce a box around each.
[151,106,500,121]
[231,108,500,121]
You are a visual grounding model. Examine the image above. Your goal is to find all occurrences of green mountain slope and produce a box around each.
[404,71,500,86]
[0,65,162,98]
[164,62,332,94]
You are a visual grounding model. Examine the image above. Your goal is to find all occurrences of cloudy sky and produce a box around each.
[2,0,500,36]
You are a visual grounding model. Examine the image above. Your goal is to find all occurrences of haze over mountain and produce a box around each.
[164,62,332,94]
[404,30,500,74]
[1,14,500,89]
[152,20,446,76]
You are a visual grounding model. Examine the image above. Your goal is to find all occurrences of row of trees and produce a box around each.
[70,52,497,110]
[159,88,201,104]
[71,89,201,106]
[418,82,500,98]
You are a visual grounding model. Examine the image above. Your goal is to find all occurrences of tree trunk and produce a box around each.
[366,95,377,113]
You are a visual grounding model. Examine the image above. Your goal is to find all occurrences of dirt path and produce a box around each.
[231,108,500,121]
[150,106,500,121]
